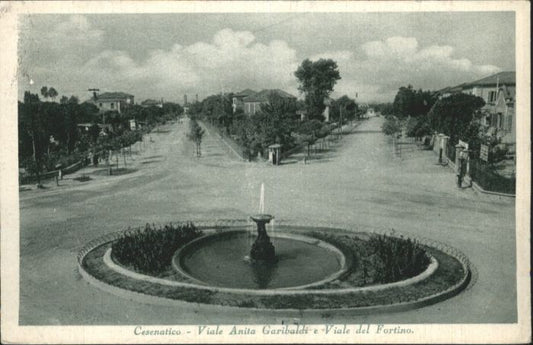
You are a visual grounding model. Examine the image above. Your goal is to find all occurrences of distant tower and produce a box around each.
[184,94,188,106]
[195,94,198,103]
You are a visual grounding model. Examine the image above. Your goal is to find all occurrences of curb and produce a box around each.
[471,180,515,197]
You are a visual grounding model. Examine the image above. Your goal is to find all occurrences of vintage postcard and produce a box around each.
[1,1,530,344]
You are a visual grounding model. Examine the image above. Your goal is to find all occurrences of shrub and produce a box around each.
[111,223,202,274]
[490,144,509,163]
[381,116,401,136]
[308,231,430,286]
[365,234,430,283]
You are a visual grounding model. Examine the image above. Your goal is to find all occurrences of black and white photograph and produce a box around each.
[0,1,530,344]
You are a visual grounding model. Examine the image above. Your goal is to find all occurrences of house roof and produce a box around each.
[437,71,515,96]
[436,83,467,95]
[97,92,134,100]
[243,89,296,103]
[141,99,162,105]
[234,89,257,98]
[463,71,515,87]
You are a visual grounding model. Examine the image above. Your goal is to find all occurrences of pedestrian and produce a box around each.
[457,151,466,188]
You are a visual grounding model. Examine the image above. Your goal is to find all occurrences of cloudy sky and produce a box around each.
[18,12,515,103]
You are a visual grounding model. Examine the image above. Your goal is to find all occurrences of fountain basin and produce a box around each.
[79,222,470,311]
[173,230,347,290]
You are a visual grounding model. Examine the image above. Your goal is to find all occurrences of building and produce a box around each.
[93,92,134,113]
[242,89,296,115]
[141,99,163,108]
[461,71,515,104]
[437,71,516,146]
[435,83,468,99]
[365,107,376,117]
[232,89,257,113]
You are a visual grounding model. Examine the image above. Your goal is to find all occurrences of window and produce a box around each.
[488,91,497,103]
[99,103,102,107]
[110,103,115,109]
[485,115,491,127]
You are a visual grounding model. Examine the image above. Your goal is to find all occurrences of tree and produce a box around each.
[68,95,79,105]
[406,116,431,139]
[200,94,233,134]
[295,119,323,157]
[250,93,297,151]
[232,116,259,161]
[371,102,394,115]
[295,58,341,121]
[77,101,99,123]
[427,93,485,145]
[60,96,69,104]
[330,95,358,122]
[40,86,49,100]
[48,87,58,101]
[162,102,183,115]
[20,92,46,185]
[392,85,436,118]
[88,123,100,144]
[187,119,205,157]
[381,116,401,136]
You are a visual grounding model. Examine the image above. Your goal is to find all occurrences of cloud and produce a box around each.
[19,15,105,88]
[327,36,502,101]
[20,23,302,101]
[49,15,104,45]
[362,36,419,58]
[19,18,503,103]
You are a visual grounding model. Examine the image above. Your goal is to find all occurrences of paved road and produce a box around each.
[18,116,516,325]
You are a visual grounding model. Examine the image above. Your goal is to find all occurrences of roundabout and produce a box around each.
[78,218,471,313]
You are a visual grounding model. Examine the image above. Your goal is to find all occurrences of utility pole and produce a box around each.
[88,88,104,123]
[339,104,344,137]
[88,88,100,101]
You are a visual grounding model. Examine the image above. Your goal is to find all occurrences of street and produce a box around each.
[19,116,516,325]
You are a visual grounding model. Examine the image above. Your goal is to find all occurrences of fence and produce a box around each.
[446,142,456,163]
[469,159,515,195]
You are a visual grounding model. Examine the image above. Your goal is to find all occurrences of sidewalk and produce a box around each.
[18,121,182,199]
[286,119,365,164]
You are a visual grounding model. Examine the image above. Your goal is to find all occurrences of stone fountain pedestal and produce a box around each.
[250,214,276,262]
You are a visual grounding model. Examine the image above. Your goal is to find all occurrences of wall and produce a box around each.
[244,102,262,115]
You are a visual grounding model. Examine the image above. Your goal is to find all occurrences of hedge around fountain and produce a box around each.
[78,220,471,312]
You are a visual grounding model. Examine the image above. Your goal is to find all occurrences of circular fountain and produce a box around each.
[78,183,472,310]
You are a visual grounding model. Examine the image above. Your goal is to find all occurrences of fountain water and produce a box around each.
[259,183,265,214]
